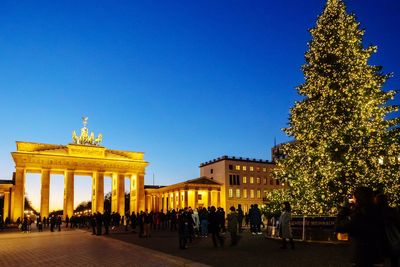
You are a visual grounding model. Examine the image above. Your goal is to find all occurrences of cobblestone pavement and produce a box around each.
[107,228,354,267]
[0,229,208,267]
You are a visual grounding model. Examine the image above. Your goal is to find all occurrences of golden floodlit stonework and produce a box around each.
[7,119,148,222]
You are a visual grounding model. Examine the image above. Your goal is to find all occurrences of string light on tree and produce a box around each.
[266,0,400,215]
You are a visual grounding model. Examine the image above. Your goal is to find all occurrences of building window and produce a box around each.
[250,189,254,198]
[210,169,213,174]
[250,166,254,171]
[276,179,280,185]
[198,194,202,200]
[270,178,274,185]
[235,165,240,170]
[242,166,247,171]
[229,165,233,170]
[263,167,267,172]
[243,176,247,184]
[256,177,260,184]
[263,178,267,184]
[236,189,241,198]
[228,188,233,198]
[250,177,254,184]
[229,175,233,185]
[236,175,240,185]
[243,189,247,198]
[257,190,261,199]
[256,167,260,172]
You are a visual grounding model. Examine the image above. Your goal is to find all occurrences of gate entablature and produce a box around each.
[10,118,148,222]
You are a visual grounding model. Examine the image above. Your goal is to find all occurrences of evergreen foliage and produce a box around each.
[267,0,400,215]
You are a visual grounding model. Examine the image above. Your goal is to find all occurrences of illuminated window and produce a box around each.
[263,178,267,184]
[250,177,254,184]
[250,189,254,198]
[257,190,261,199]
[250,166,254,171]
[263,167,267,172]
[243,166,247,171]
[235,165,240,170]
[236,189,240,198]
[256,177,260,184]
[228,188,233,198]
[243,176,247,184]
[243,189,247,198]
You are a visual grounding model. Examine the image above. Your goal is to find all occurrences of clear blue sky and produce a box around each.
[1,1,399,210]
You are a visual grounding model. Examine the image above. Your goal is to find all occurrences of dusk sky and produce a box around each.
[1,0,399,211]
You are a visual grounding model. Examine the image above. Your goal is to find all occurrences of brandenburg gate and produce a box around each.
[10,118,148,222]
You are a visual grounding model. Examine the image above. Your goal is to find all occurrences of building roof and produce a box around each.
[144,176,221,192]
[199,155,274,167]
[184,176,221,185]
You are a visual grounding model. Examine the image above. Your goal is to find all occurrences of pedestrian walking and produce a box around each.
[279,201,294,250]
[227,206,239,246]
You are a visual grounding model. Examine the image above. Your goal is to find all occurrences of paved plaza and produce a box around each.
[0,229,207,267]
[1,226,357,267]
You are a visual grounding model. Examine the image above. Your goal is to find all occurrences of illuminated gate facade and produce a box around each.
[10,119,148,221]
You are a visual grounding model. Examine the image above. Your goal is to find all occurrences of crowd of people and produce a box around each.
[4,188,400,266]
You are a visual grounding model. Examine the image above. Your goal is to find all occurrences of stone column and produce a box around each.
[207,190,212,208]
[40,168,50,219]
[184,190,188,208]
[111,173,125,215]
[117,174,125,215]
[92,171,104,213]
[194,189,198,209]
[137,173,145,212]
[129,174,137,213]
[63,170,74,219]
[3,191,10,221]
[11,167,25,222]
[217,191,221,208]
[177,190,181,209]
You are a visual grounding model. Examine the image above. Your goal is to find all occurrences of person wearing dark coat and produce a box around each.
[96,212,103,236]
[237,204,244,233]
[375,193,400,267]
[250,204,262,234]
[130,211,137,233]
[227,206,239,246]
[178,209,191,249]
[209,206,224,247]
[336,186,384,267]
[90,214,96,235]
[103,211,111,235]
[50,215,56,232]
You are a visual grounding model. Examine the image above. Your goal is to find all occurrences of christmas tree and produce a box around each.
[268,0,400,214]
